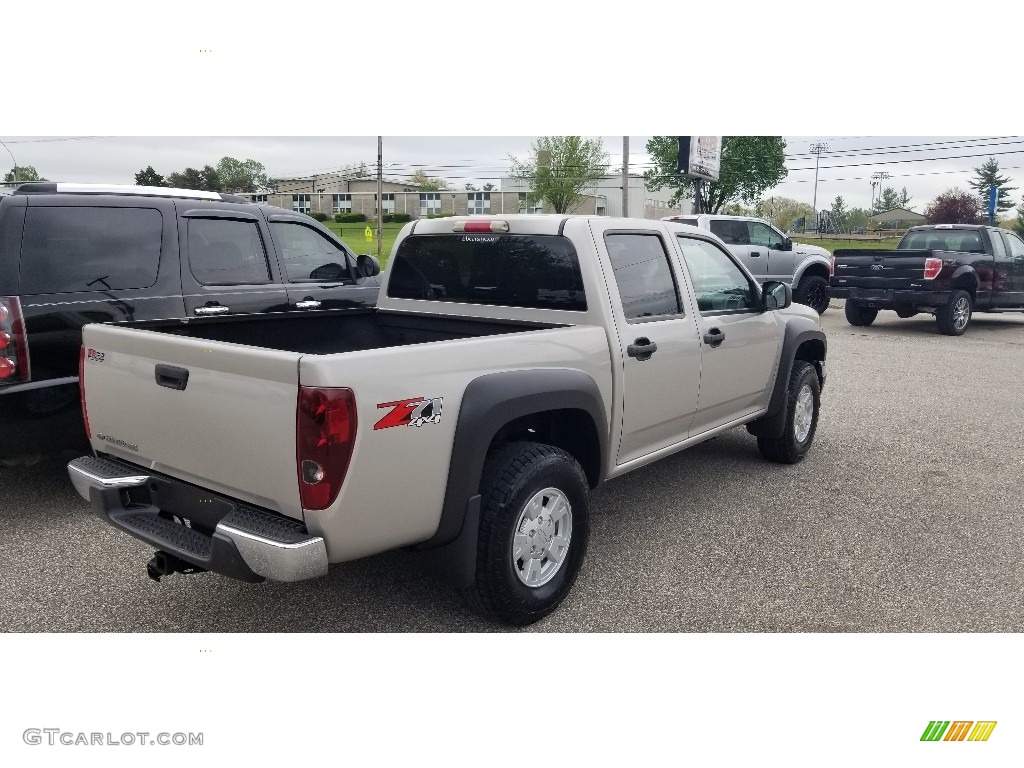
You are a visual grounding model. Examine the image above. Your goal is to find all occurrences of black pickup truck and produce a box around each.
[830,224,1024,335]
[0,182,381,465]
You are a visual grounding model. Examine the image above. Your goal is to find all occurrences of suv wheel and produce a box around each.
[794,275,830,314]
[464,441,590,625]
[936,290,972,336]
[844,300,878,327]
[757,361,821,464]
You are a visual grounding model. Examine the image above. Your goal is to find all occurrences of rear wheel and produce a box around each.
[844,301,878,327]
[936,290,972,336]
[794,275,830,314]
[464,441,591,625]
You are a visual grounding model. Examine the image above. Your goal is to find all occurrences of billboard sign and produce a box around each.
[677,136,722,182]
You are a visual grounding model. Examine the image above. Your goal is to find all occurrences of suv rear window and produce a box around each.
[20,207,162,294]
[387,234,587,311]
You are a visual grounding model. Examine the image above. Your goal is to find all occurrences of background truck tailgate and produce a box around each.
[831,249,932,289]
[81,324,304,520]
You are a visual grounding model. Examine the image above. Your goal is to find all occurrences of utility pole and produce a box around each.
[376,136,383,261]
[0,139,19,183]
[870,171,890,212]
[621,136,629,218]
[810,142,829,233]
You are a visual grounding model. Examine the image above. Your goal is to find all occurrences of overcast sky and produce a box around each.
[4,135,1020,214]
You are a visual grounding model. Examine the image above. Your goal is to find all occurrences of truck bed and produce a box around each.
[133,308,561,355]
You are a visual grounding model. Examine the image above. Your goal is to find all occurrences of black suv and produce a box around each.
[0,183,381,464]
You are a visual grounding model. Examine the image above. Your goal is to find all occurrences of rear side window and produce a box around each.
[20,207,162,294]
[188,218,271,285]
[604,232,680,321]
[387,234,587,311]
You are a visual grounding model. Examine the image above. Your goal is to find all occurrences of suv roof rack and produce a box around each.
[12,182,243,202]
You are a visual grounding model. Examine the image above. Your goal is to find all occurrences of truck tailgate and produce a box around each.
[81,324,304,520]
[831,248,933,289]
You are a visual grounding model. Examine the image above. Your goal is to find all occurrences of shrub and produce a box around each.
[334,213,367,223]
[307,211,329,222]
[426,212,456,219]
[383,213,412,223]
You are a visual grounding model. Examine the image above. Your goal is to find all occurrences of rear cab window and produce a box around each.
[19,207,162,294]
[387,233,587,311]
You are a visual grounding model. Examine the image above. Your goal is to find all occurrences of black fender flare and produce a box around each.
[418,368,607,587]
[746,319,827,439]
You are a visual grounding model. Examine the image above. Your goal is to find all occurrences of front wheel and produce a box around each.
[936,290,972,336]
[464,441,591,625]
[794,275,830,314]
[844,300,878,327]
[758,361,821,464]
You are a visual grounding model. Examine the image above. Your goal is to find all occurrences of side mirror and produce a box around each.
[762,281,792,311]
[780,237,793,251]
[356,254,381,277]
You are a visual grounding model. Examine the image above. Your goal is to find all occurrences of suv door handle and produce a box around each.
[295,300,322,309]
[626,337,658,361]
[194,305,229,316]
[703,328,725,347]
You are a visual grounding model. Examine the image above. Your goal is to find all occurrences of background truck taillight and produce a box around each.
[79,346,91,439]
[0,297,30,383]
[923,257,943,280]
[297,387,357,510]
[829,257,835,277]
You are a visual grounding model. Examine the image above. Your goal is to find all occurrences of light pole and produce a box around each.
[0,139,18,183]
[810,142,829,233]
[870,171,890,212]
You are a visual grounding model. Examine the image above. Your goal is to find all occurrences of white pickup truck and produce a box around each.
[662,214,833,314]
[68,215,827,625]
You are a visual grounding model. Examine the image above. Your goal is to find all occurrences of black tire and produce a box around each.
[757,361,821,464]
[895,307,918,318]
[935,290,972,336]
[463,441,590,626]
[794,275,830,314]
[844,300,878,327]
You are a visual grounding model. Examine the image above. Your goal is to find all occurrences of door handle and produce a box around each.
[194,305,229,316]
[626,337,658,361]
[295,300,322,309]
[750,251,762,257]
[703,328,725,347]
[155,364,189,391]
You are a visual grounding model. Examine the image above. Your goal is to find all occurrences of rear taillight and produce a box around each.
[297,387,357,510]
[924,257,943,280]
[0,296,30,383]
[79,346,91,439]
[829,257,835,277]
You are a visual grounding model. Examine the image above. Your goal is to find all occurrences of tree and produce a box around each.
[755,195,814,233]
[482,182,496,192]
[845,207,871,232]
[1014,197,1024,236]
[872,186,911,214]
[644,136,787,214]
[409,169,448,190]
[968,157,1017,215]
[722,202,756,216]
[509,136,609,214]
[924,187,981,225]
[4,165,46,182]
[464,183,478,191]
[829,195,848,232]
[134,166,166,186]
[167,165,221,191]
[215,157,268,192]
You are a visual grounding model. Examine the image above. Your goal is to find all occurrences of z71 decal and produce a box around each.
[374,396,444,430]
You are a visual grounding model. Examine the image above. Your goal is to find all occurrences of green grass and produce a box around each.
[801,237,902,253]
[324,221,405,266]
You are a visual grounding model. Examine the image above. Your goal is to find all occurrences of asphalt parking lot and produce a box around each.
[2,306,1024,632]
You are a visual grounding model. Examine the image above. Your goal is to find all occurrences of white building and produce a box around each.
[499,174,690,218]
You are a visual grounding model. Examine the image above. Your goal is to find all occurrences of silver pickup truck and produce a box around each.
[68,215,827,625]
